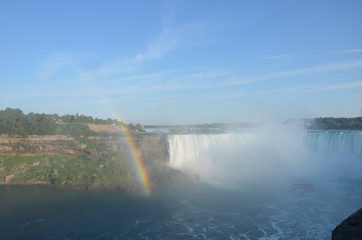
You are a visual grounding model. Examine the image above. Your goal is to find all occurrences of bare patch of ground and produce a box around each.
[88,124,121,133]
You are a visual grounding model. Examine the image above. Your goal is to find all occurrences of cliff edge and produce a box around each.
[0,134,90,155]
[0,132,188,190]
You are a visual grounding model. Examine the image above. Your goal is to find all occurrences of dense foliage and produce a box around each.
[0,108,143,137]
[0,152,139,189]
[0,108,176,190]
[309,117,362,130]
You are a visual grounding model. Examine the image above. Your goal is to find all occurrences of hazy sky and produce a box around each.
[1,0,362,124]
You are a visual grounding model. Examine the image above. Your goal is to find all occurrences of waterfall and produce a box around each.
[304,131,362,156]
[168,133,256,168]
[167,130,362,184]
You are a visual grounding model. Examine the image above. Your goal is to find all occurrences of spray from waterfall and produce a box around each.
[167,124,362,187]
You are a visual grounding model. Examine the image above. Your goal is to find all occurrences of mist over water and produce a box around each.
[1,125,362,240]
[163,125,362,239]
[304,131,362,179]
[168,124,362,188]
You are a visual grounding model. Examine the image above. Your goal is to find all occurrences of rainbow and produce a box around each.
[87,91,152,195]
[119,123,152,196]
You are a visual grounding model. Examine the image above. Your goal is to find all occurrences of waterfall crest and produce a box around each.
[167,130,362,184]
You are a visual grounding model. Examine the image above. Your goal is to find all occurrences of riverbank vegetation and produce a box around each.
[308,117,362,130]
[0,108,181,190]
[0,108,144,137]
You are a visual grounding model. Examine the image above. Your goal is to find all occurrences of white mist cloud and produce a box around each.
[263,52,309,60]
[334,49,362,54]
[80,17,210,83]
[263,54,287,60]
[169,125,309,186]
[308,81,362,92]
[223,60,362,86]
[190,71,232,79]
[37,52,83,79]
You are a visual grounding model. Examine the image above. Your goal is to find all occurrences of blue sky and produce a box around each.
[1,0,362,124]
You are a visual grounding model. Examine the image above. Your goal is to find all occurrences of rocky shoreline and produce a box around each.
[332,208,362,240]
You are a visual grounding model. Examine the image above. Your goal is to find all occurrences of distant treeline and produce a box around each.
[308,117,362,130]
[145,122,263,130]
[0,108,143,137]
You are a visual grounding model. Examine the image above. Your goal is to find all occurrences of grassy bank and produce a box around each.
[0,152,140,190]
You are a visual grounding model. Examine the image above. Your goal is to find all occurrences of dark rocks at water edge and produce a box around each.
[332,208,362,240]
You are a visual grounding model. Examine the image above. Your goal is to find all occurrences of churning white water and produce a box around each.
[168,127,362,185]
[165,127,362,239]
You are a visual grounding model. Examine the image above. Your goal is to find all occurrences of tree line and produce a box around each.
[306,117,362,130]
[0,108,144,137]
